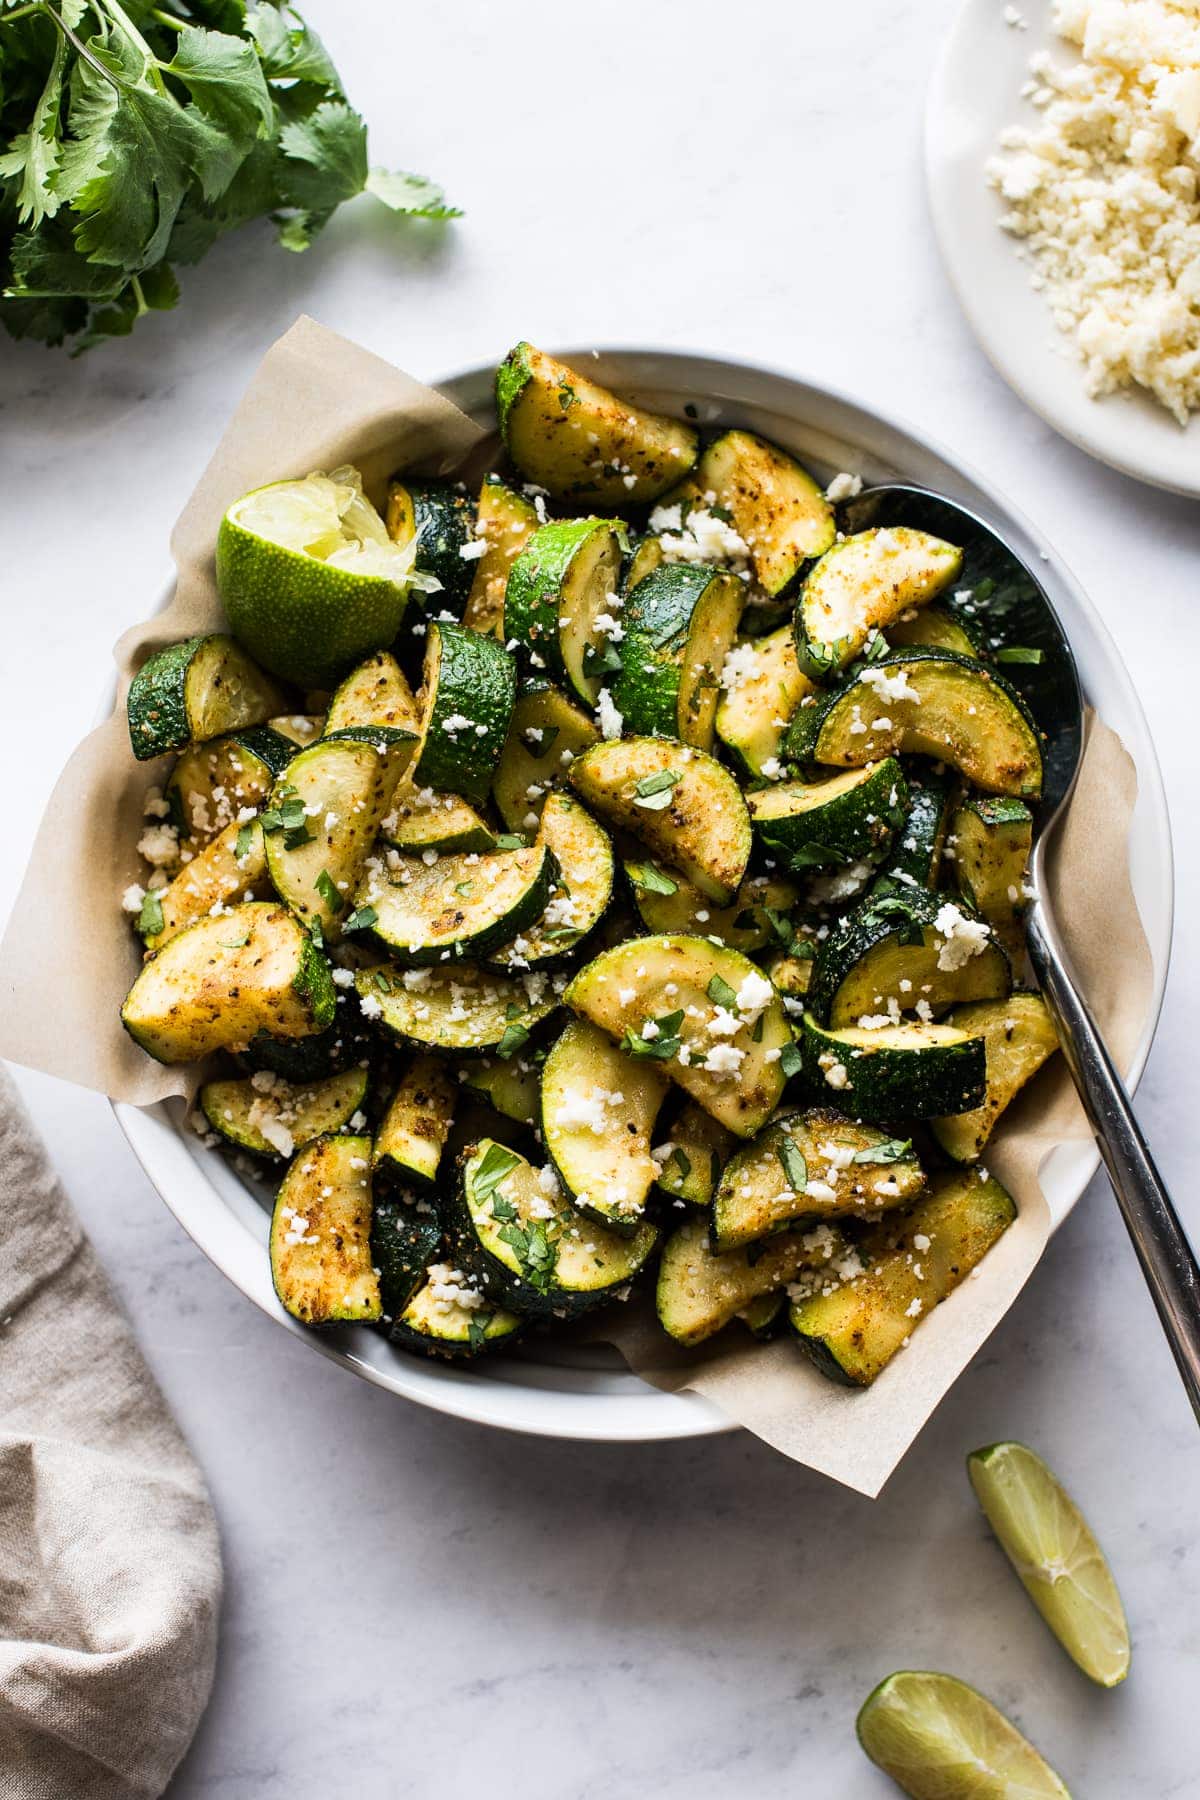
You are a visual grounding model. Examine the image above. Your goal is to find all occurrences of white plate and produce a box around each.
[115,347,1173,1444]
[926,0,1200,497]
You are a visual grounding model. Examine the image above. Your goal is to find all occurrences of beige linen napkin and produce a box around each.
[0,1068,221,1798]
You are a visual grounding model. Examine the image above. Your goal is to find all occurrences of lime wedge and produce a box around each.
[216,466,437,688]
[857,1671,1070,1799]
[967,1441,1130,1687]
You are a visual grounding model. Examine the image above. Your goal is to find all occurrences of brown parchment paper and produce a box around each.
[0,317,484,1103]
[0,319,1155,1493]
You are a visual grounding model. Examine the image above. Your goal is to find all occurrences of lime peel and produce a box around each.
[227,467,441,590]
[968,1441,1131,1689]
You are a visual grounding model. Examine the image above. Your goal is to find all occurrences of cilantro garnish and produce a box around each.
[136,889,164,938]
[308,915,324,950]
[779,1042,804,1080]
[260,786,313,850]
[803,639,845,679]
[493,833,525,851]
[234,820,256,862]
[582,641,623,680]
[633,769,680,810]
[621,1008,685,1061]
[471,1142,522,1200]
[315,869,343,912]
[777,1136,808,1194]
[670,1147,692,1182]
[782,841,846,871]
[853,1138,913,1165]
[706,973,738,1010]
[0,5,458,354]
[495,1021,529,1060]
[498,1217,558,1293]
[342,904,378,935]
[218,923,251,949]
[862,632,891,664]
[628,862,678,897]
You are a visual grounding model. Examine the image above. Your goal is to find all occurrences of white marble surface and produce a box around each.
[4,0,1200,1793]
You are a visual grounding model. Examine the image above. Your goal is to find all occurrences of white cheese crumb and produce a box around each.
[934,901,992,971]
[596,686,624,741]
[825,471,864,501]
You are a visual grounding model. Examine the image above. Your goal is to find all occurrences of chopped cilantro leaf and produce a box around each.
[777,1136,808,1194]
[136,890,164,938]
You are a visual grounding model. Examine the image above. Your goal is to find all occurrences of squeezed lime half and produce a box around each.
[968,1441,1130,1688]
[216,466,435,688]
[857,1670,1070,1799]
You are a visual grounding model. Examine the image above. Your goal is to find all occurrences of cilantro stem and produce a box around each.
[26,4,136,96]
[150,8,188,27]
[101,0,170,96]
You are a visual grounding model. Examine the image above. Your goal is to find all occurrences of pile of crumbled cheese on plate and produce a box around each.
[987,0,1200,425]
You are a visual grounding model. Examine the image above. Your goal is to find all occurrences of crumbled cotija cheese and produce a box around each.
[988,0,1200,423]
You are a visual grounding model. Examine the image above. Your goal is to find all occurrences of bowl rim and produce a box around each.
[113,343,1174,1447]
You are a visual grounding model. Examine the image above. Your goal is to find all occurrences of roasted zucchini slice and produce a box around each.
[141,816,268,950]
[952,796,1033,928]
[504,518,626,708]
[495,342,698,505]
[492,682,600,838]
[789,1168,1017,1385]
[325,650,420,736]
[165,726,294,846]
[747,759,908,874]
[390,1269,523,1358]
[661,429,835,595]
[808,886,1011,1026]
[613,564,743,751]
[711,1109,925,1250]
[715,626,814,778]
[122,902,335,1063]
[462,476,540,638]
[656,1215,849,1347]
[623,532,666,592]
[652,1096,735,1209]
[793,528,963,678]
[564,934,791,1137]
[624,862,799,954]
[385,478,476,609]
[263,735,403,944]
[799,1013,987,1121]
[379,781,497,856]
[569,737,751,904]
[932,994,1060,1162]
[270,714,325,747]
[450,1140,659,1319]
[541,1018,669,1233]
[410,621,517,804]
[374,1054,459,1185]
[270,1133,380,1326]
[362,843,558,965]
[785,649,1043,799]
[870,767,957,897]
[355,962,560,1055]
[462,1056,541,1127]
[200,1065,368,1159]
[127,634,286,761]
[488,793,613,970]
[888,602,981,658]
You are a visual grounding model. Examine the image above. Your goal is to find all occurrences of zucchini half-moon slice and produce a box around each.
[487,792,614,971]
[361,843,558,965]
[127,633,286,761]
[504,518,626,708]
[613,563,743,751]
[786,649,1043,799]
[354,962,560,1055]
[200,1065,368,1159]
[808,886,1011,1026]
[410,621,517,804]
[270,1133,380,1327]
[492,681,600,838]
[568,737,751,904]
[793,527,963,678]
[656,1214,850,1347]
[799,1012,987,1122]
[660,429,835,596]
[540,1017,669,1234]
[462,476,540,638]
[326,649,420,736]
[715,625,814,779]
[747,758,908,873]
[931,994,1060,1163]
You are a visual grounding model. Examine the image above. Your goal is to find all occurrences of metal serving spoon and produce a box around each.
[844,482,1200,1423]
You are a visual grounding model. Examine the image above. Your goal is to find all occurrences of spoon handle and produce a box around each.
[1026,901,1200,1424]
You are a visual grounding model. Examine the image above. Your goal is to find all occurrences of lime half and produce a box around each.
[968,1441,1130,1687]
[216,466,437,688]
[857,1671,1069,1799]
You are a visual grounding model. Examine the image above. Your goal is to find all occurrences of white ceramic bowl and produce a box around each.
[926,0,1200,497]
[115,348,1173,1443]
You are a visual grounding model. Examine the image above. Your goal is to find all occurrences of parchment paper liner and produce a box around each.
[0,318,1154,1496]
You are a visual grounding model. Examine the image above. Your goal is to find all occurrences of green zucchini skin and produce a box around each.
[373,1054,458,1185]
[789,1169,1016,1385]
[931,993,1059,1163]
[240,987,370,1083]
[486,792,614,971]
[748,759,908,874]
[613,563,743,751]
[411,621,516,804]
[807,885,1010,1027]
[784,648,1043,799]
[655,1215,845,1347]
[386,479,476,608]
[371,1195,443,1317]
[870,767,957,897]
[503,518,624,705]
[388,1278,523,1358]
[127,634,285,761]
[952,795,1034,923]
[363,844,559,965]
[799,1012,987,1121]
[354,964,560,1056]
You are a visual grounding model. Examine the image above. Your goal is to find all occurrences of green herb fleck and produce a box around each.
[995,647,1044,665]
[472,1141,522,1200]
[777,1136,808,1194]
[628,861,678,897]
[315,868,343,912]
[853,1137,913,1165]
[779,1042,804,1080]
[621,1008,685,1061]
[235,820,256,861]
[342,905,378,934]
[136,890,164,938]
[633,769,680,810]
[496,1022,530,1060]
[706,973,738,1010]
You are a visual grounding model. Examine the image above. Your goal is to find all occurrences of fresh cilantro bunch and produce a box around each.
[0,0,458,351]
